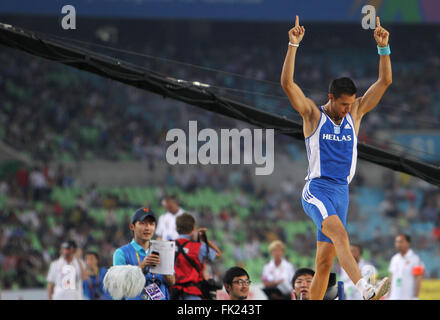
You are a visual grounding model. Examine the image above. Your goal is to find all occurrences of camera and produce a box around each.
[198,230,208,243]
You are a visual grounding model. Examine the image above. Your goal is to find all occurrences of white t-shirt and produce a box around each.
[388,249,424,300]
[30,171,48,189]
[339,259,377,300]
[46,257,84,300]
[155,208,185,241]
[262,259,295,295]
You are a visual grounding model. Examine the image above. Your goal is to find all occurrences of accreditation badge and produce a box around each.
[144,283,166,300]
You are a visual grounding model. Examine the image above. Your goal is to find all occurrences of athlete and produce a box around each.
[281,16,392,300]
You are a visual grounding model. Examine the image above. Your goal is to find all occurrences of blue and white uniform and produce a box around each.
[301,106,358,243]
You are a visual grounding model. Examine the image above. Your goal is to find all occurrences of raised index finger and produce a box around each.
[295,15,299,27]
[376,16,381,27]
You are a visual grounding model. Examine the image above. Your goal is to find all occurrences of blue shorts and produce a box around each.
[301,178,349,243]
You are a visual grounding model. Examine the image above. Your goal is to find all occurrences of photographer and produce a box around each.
[171,213,222,300]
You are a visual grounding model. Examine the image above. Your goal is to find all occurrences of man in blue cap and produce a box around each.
[112,207,175,300]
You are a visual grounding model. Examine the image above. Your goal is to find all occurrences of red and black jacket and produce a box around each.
[171,238,204,297]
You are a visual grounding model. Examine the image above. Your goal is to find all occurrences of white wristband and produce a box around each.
[288,42,299,47]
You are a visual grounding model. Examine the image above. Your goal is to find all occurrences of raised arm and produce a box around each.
[355,17,392,119]
[74,249,88,281]
[280,15,317,118]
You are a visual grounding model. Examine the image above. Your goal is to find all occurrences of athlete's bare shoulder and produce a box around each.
[302,99,322,138]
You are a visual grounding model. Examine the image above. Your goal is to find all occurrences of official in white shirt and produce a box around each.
[388,234,424,300]
[339,243,377,300]
[261,240,295,300]
[46,240,88,300]
[156,195,185,241]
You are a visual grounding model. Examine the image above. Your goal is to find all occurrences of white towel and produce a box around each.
[103,265,146,299]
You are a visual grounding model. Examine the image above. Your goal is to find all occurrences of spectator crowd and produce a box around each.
[0,19,439,298]
[1,21,439,165]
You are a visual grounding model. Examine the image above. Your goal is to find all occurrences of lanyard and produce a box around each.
[396,252,410,278]
[87,270,100,297]
[136,249,155,281]
[135,252,142,265]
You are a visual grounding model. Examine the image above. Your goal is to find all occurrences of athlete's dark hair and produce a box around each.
[329,77,357,98]
[223,267,250,289]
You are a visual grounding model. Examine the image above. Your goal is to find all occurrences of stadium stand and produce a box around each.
[1,19,439,293]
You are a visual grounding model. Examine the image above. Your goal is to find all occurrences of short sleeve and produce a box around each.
[46,261,56,283]
[155,216,164,237]
[199,243,217,262]
[417,255,424,268]
[113,248,126,266]
[388,256,396,274]
[413,255,424,276]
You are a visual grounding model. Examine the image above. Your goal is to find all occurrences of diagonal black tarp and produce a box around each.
[0,22,439,186]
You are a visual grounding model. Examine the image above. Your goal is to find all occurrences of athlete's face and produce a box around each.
[329,93,356,120]
[294,274,313,300]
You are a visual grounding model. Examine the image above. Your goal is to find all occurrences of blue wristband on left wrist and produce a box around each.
[377,44,391,55]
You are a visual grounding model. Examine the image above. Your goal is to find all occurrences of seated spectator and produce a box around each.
[223,266,251,300]
[262,240,295,300]
[291,268,314,300]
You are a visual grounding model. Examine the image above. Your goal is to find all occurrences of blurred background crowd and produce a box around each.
[1,21,439,164]
[1,159,439,291]
[0,11,439,297]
